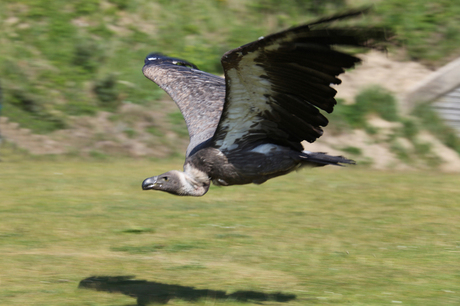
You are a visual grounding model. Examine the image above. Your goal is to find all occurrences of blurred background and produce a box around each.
[1,0,460,169]
[1,1,460,305]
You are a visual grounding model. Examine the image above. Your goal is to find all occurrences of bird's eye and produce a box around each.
[163,177,169,181]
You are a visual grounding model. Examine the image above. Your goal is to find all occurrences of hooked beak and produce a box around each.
[142,176,159,190]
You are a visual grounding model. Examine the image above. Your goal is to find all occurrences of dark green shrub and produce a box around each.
[10,88,41,113]
[354,86,399,122]
[401,118,419,140]
[73,39,104,73]
[390,141,411,163]
[108,0,129,10]
[341,146,362,156]
[93,74,121,111]
[333,86,399,130]
[4,87,67,133]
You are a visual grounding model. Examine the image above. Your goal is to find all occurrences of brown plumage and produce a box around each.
[141,10,390,196]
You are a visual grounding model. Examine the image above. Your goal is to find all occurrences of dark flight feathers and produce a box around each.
[143,10,388,156]
[213,12,388,152]
[141,10,390,196]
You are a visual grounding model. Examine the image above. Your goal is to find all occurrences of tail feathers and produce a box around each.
[301,151,355,167]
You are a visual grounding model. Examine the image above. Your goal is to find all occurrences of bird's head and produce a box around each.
[142,170,209,196]
[144,53,198,69]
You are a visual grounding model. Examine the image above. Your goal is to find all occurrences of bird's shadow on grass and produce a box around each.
[79,275,296,305]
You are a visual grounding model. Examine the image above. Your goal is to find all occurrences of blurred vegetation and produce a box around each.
[329,85,453,164]
[1,0,460,140]
[332,86,399,129]
[412,103,460,154]
[1,158,460,304]
[376,0,460,64]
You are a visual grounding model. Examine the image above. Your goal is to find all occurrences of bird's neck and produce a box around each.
[180,165,210,196]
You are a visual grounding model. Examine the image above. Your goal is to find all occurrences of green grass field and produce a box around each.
[1,155,460,305]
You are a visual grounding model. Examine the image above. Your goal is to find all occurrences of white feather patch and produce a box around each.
[217,32,306,151]
[184,164,208,182]
[218,50,275,151]
[250,144,282,155]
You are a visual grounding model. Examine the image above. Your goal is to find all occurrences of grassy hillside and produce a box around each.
[1,0,460,140]
[0,0,325,134]
[1,157,460,305]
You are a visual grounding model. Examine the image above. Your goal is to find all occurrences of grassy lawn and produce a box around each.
[1,154,460,305]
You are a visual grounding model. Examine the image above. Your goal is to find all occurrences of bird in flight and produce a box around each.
[141,10,388,196]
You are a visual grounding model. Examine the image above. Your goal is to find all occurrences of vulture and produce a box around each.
[141,10,388,196]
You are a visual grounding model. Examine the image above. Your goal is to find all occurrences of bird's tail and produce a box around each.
[300,151,355,167]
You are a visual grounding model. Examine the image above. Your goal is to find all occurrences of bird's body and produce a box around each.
[141,10,389,196]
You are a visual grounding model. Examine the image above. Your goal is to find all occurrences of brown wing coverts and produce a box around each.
[143,59,226,156]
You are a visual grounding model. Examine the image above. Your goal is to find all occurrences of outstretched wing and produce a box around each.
[211,10,389,152]
[143,54,226,157]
